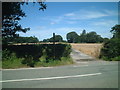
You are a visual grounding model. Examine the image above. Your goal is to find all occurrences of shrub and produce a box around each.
[100,38,120,61]
[111,56,120,61]
[2,49,25,68]
[22,55,35,67]
[3,44,72,68]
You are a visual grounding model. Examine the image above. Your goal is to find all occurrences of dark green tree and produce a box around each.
[110,24,120,39]
[100,24,120,61]
[43,39,49,42]
[6,36,39,43]
[81,30,86,35]
[85,32,103,43]
[49,35,63,42]
[66,32,79,43]
[79,30,87,43]
[103,38,109,43]
[2,2,46,44]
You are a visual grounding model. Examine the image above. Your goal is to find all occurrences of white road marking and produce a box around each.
[73,65,88,67]
[2,67,53,71]
[1,73,102,83]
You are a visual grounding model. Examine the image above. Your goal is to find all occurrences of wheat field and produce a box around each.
[70,43,103,58]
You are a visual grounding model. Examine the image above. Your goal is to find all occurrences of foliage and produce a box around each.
[3,44,72,68]
[2,2,46,44]
[43,35,63,42]
[85,32,103,43]
[49,35,63,42]
[66,32,79,43]
[79,30,87,43]
[110,24,120,39]
[66,30,104,43]
[2,49,25,69]
[2,2,29,38]
[100,24,120,61]
[4,36,39,44]
[103,38,109,43]
[111,56,120,61]
[36,56,73,67]
[43,39,50,42]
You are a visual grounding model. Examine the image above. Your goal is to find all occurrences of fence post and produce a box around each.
[53,33,55,60]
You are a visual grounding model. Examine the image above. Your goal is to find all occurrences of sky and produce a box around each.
[18,2,118,41]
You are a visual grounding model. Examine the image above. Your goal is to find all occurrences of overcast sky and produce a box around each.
[18,2,118,40]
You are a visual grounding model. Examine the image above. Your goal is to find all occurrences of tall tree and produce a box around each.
[110,24,120,39]
[2,2,46,38]
[49,35,63,42]
[66,32,79,43]
[100,24,120,61]
[81,30,86,35]
[79,30,87,43]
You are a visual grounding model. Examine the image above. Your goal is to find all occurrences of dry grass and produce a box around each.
[70,43,103,58]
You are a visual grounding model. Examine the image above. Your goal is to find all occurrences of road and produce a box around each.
[1,49,118,88]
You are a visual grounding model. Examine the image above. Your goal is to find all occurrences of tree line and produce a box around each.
[43,35,64,42]
[3,29,109,44]
[66,30,108,43]
[3,36,39,44]
[42,30,109,43]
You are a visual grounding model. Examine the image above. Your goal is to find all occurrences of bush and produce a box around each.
[22,55,35,67]
[39,48,48,63]
[3,44,72,68]
[3,44,71,60]
[111,56,120,61]
[36,56,73,67]
[3,49,20,61]
[100,38,120,61]
[2,49,25,69]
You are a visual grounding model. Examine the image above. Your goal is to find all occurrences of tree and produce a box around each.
[110,24,120,39]
[79,30,87,43]
[2,2,46,38]
[66,30,103,43]
[100,25,120,61]
[49,35,63,42]
[43,39,49,42]
[6,36,39,43]
[81,30,86,35]
[66,32,79,43]
[85,32,103,43]
[103,38,109,43]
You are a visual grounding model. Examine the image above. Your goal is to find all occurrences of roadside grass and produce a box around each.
[2,56,73,69]
[0,50,1,68]
[2,57,27,69]
[2,44,73,69]
[2,50,27,69]
[0,60,2,68]
[35,56,73,67]
[101,56,120,61]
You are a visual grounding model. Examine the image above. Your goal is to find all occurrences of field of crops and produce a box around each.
[71,43,103,58]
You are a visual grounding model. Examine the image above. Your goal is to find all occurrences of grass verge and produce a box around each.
[35,57,73,67]
[2,44,73,69]
[2,51,73,69]
[2,56,73,69]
